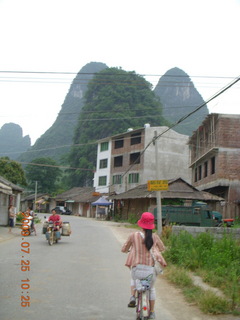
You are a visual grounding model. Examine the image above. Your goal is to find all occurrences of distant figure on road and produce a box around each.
[8,205,15,233]
[121,212,167,319]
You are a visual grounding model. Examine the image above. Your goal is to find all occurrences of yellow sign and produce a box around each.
[147,180,168,191]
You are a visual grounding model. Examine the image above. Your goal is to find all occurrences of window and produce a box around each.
[98,176,107,186]
[100,142,109,152]
[114,138,124,149]
[211,156,215,174]
[99,159,108,169]
[128,173,139,183]
[112,175,122,184]
[131,132,141,145]
[130,152,140,165]
[198,165,202,180]
[114,156,123,167]
[204,161,208,177]
[194,168,197,182]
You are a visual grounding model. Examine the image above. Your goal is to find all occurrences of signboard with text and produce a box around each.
[147,180,169,191]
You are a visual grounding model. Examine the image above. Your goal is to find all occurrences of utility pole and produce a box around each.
[34,181,38,211]
[154,131,162,235]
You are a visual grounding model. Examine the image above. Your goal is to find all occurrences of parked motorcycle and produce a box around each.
[26,216,35,235]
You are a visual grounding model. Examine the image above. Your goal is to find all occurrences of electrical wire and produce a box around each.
[120,75,240,179]
[0,158,95,172]
[0,70,236,78]
[0,74,239,174]
[0,70,238,89]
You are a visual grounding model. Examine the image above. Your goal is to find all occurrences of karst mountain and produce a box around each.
[1,63,208,165]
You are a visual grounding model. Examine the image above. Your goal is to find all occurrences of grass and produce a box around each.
[161,228,240,315]
[121,216,240,315]
[164,264,233,315]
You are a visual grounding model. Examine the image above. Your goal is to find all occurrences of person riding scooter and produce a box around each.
[48,208,62,227]
[46,208,63,240]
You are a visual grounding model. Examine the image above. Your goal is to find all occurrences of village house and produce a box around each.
[54,187,108,217]
[189,113,240,219]
[0,176,23,225]
[21,193,52,213]
[109,177,223,220]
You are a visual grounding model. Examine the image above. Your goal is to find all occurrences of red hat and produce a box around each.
[137,212,155,230]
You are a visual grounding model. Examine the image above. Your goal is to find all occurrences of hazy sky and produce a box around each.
[0,0,239,144]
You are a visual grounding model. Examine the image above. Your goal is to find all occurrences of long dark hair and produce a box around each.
[144,229,153,251]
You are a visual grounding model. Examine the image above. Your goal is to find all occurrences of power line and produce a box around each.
[1,76,239,90]
[0,75,239,172]
[0,70,237,79]
[0,158,95,172]
[120,75,240,179]
[0,70,238,89]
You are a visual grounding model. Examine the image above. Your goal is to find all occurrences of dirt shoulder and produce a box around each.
[105,221,237,320]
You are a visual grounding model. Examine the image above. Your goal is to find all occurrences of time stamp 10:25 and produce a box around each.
[20,211,31,307]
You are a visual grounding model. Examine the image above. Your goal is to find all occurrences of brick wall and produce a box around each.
[191,114,240,218]
[217,116,240,148]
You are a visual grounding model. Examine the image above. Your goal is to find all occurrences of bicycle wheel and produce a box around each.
[141,291,149,319]
[136,291,141,320]
[136,291,149,320]
[48,231,54,246]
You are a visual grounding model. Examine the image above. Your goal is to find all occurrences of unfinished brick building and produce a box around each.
[189,113,240,219]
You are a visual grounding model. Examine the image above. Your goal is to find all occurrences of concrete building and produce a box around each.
[0,176,23,225]
[94,125,191,194]
[189,113,240,219]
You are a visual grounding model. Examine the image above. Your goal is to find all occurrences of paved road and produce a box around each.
[0,214,237,320]
[0,214,133,320]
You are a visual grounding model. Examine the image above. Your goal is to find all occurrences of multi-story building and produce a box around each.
[94,124,191,194]
[189,113,240,218]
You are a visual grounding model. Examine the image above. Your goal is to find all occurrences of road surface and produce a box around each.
[0,214,237,320]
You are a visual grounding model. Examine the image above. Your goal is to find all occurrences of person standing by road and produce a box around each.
[8,204,15,233]
[121,212,167,319]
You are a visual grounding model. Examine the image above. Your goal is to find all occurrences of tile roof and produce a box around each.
[0,176,24,192]
[109,178,224,201]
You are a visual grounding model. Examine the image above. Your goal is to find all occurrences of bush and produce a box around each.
[16,212,41,224]
[128,213,139,224]
[16,212,24,222]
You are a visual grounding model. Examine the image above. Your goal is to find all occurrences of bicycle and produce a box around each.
[135,273,153,320]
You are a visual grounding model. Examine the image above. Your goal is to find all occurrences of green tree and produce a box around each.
[67,67,168,187]
[0,157,27,185]
[25,158,62,193]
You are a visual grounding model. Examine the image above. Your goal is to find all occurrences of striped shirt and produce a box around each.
[121,231,165,268]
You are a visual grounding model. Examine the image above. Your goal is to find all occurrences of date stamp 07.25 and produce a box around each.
[20,211,31,307]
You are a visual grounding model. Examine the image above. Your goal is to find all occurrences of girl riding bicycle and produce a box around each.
[121,212,167,319]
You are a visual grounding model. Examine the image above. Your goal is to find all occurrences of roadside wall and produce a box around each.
[172,225,240,239]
